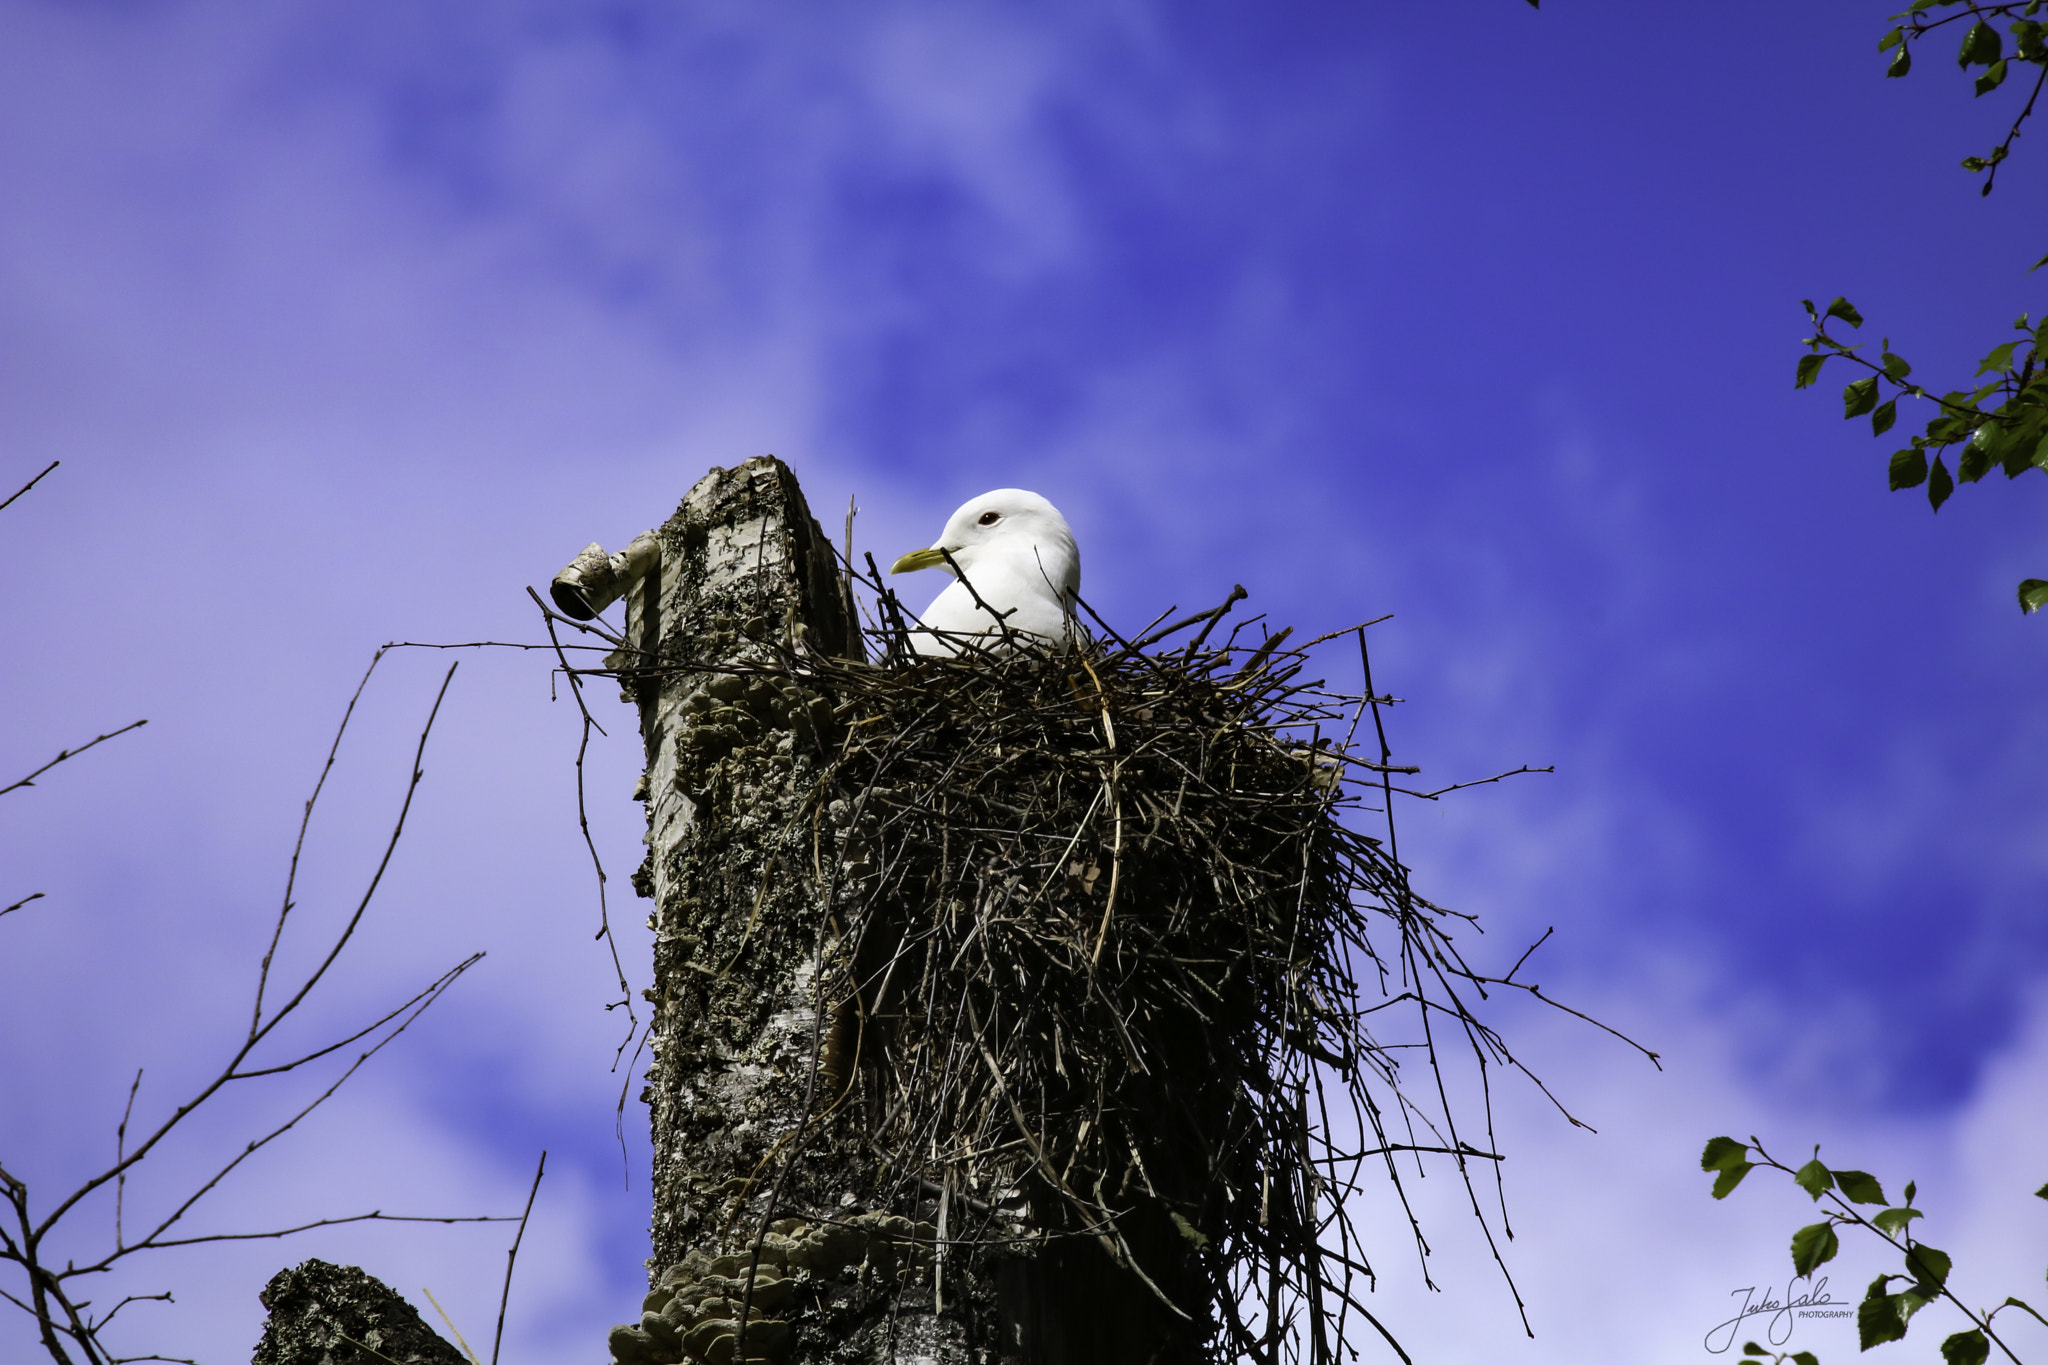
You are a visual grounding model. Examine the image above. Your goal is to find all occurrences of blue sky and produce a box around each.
[4,2,2048,1361]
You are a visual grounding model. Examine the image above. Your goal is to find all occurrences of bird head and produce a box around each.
[890,489,1080,597]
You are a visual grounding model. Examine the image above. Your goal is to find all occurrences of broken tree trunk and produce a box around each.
[596,458,1192,1365]
[252,1260,465,1365]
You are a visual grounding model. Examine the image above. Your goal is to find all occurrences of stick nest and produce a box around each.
[713,577,1593,1364]
[565,522,1643,1364]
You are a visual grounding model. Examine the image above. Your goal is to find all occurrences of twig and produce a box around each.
[1394,764,1555,801]
[336,1335,411,1365]
[2,721,149,799]
[0,461,58,513]
[526,588,639,1106]
[491,1151,546,1365]
[418,1292,481,1365]
[1,892,45,921]
[1,655,495,1365]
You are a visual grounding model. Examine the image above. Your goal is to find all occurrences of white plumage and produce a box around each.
[890,489,1081,656]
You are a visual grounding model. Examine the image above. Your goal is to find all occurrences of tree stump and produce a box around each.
[605,458,1191,1365]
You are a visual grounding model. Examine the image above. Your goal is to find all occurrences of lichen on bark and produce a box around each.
[251,1259,464,1365]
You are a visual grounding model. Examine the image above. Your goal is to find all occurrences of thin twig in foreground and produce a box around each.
[419,1293,480,1365]
[2,720,149,799]
[1,892,45,921]
[492,1151,546,1365]
[0,461,58,514]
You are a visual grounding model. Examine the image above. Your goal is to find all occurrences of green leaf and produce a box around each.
[1929,404,1975,442]
[1942,1328,1991,1365]
[1930,455,1955,510]
[1873,1205,1923,1233]
[1742,1343,1766,1357]
[1834,1169,1889,1204]
[2030,250,2048,274]
[1790,1354,1819,1365]
[2035,1183,2048,1200]
[1714,1163,1755,1198]
[1792,1221,1841,1276]
[1964,155,1990,172]
[1701,1136,1748,1170]
[1826,296,1865,328]
[1797,353,1828,388]
[2019,579,2048,613]
[1873,398,1899,435]
[1794,1158,1835,1200]
[2000,420,2041,477]
[1891,40,1915,75]
[1702,1136,1754,1196]
[1978,340,2022,375]
[1845,376,1881,418]
[1880,24,1905,52]
[1976,58,2010,94]
[1891,447,1930,489]
[1904,1180,1916,1203]
[1960,435,1994,483]
[1860,1292,1910,1349]
[1906,1243,1952,1288]
[1883,349,1913,381]
[1961,19,2003,66]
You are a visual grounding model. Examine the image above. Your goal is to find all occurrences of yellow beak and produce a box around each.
[890,547,951,574]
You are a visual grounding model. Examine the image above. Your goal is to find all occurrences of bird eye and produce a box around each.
[978,511,1001,526]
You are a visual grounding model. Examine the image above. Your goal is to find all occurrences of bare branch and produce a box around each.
[23,658,466,1251]
[0,461,58,514]
[491,1152,546,1365]
[3,721,149,799]
[1,892,46,921]
[129,1209,518,1252]
[103,958,480,1264]
[248,660,460,1049]
[1392,763,1555,801]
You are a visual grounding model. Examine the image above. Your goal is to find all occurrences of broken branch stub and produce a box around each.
[552,531,662,621]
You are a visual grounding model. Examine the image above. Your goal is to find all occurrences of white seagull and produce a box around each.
[890,489,1081,656]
